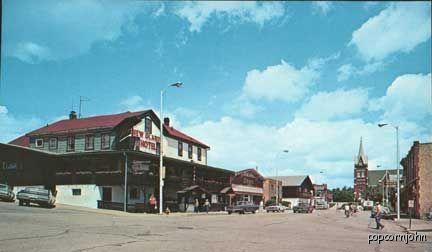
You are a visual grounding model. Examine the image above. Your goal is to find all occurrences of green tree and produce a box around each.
[331,186,354,202]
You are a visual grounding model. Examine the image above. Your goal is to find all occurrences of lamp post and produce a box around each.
[275,150,289,204]
[159,82,183,214]
[378,123,400,220]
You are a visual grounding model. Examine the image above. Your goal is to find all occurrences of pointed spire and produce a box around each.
[356,137,368,165]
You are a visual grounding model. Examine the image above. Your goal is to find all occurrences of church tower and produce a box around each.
[354,137,368,201]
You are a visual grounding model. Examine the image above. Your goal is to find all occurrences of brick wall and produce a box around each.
[419,143,432,218]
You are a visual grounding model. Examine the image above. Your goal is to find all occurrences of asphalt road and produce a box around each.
[0,202,431,252]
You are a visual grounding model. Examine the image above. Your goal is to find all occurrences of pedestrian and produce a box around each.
[194,198,199,213]
[149,194,157,214]
[204,199,210,214]
[344,204,350,217]
[375,202,384,230]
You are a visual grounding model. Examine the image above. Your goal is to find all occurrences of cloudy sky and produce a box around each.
[1,1,431,188]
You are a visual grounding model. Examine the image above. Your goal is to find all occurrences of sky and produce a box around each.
[1,1,431,188]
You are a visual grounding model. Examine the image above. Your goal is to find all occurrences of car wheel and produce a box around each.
[267,210,270,213]
[252,211,256,214]
[228,211,232,215]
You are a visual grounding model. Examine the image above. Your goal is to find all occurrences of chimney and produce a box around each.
[69,111,77,120]
[164,117,170,126]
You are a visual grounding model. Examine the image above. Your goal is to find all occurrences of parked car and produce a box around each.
[17,188,56,208]
[293,201,314,213]
[314,199,328,210]
[0,184,15,202]
[226,201,259,214]
[265,204,286,213]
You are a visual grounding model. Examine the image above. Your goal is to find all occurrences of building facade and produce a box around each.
[227,169,264,205]
[277,175,314,208]
[263,178,282,203]
[401,141,432,219]
[1,110,233,212]
[354,138,368,201]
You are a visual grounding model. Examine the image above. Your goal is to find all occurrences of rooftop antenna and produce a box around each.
[79,96,90,118]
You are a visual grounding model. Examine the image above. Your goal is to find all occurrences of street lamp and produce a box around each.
[159,82,183,214]
[378,123,400,220]
[275,150,289,204]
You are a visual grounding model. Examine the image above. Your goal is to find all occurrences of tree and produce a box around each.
[331,186,354,202]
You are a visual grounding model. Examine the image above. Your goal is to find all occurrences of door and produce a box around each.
[102,187,112,202]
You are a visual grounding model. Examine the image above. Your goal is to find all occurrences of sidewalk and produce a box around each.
[395,218,432,232]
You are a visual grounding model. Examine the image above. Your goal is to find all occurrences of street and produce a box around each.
[0,202,430,252]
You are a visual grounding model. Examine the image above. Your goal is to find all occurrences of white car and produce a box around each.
[265,204,286,213]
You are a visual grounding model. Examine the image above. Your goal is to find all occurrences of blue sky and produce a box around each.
[1,1,431,188]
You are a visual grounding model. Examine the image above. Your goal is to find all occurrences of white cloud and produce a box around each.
[226,95,264,118]
[6,0,146,63]
[349,2,431,61]
[183,115,428,188]
[243,60,320,102]
[0,106,43,143]
[12,42,52,64]
[337,61,385,81]
[295,88,369,121]
[175,1,286,32]
[370,73,432,122]
[312,2,333,15]
[337,64,356,82]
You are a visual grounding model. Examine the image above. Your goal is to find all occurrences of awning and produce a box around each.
[220,186,234,194]
[231,184,263,195]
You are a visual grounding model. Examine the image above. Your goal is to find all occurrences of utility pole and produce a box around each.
[123,152,128,212]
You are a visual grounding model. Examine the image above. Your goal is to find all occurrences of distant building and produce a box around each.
[223,169,264,206]
[276,175,314,207]
[263,178,282,203]
[354,138,368,201]
[401,141,432,219]
[313,183,331,202]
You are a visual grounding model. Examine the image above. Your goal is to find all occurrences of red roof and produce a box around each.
[27,111,144,136]
[8,110,209,149]
[8,135,30,147]
[164,125,209,149]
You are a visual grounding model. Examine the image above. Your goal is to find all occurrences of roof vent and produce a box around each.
[69,111,77,120]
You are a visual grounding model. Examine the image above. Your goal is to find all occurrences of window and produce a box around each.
[188,144,193,159]
[197,147,202,161]
[85,134,94,150]
[101,133,110,149]
[129,187,139,200]
[49,138,57,150]
[72,189,81,196]
[144,118,152,134]
[35,138,44,148]
[67,136,75,151]
[178,141,183,156]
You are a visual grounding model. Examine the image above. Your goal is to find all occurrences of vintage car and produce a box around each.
[0,184,15,202]
[226,201,259,214]
[17,187,56,208]
[293,201,314,213]
[265,204,286,213]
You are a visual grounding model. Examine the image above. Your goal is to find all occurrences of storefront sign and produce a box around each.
[131,129,160,152]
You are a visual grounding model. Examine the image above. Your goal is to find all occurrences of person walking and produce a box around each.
[194,198,199,213]
[375,202,385,230]
[149,194,157,214]
[344,204,350,218]
[204,199,210,214]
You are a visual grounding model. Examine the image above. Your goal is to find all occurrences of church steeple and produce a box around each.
[356,137,368,165]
